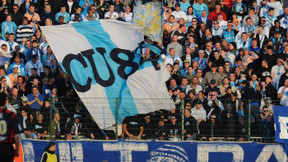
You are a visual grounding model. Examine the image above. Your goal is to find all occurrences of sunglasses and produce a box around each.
[13,8,18,9]
[263,110,268,112]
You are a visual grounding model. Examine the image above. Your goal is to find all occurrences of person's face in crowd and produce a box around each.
[244,49,250,56]
[214,21,219,28]
[205,29,211,37]
[6,15,12,22]
[277,59,283,66]
[175,5,180,12]
[180,92,186,99]
[269,10,274,16]
[266,76,272,84]
[166,64,172,72]
[31,69,36,75]
[1,45,7,52]
[188,67,193,74]
[192,77,198,85]
[21,110,27,117]
[54,113,60,121]
[9,35,14,42]
[33,78,39,85]
[45,101,50,108]
[32,42,38,49]
[193,61,198,68]
[261,18,266,25]
[38,114,43,122]
[52,88,57,95]
[192,18,197,25]
[170,79,176,87]
[75,118,79,124]
[36,30,41,37]
[172,35,178,43]
[197,69,202,77]
[187,7,193,15]
[201,10,207,18]
[241,33,247,41]
[0,69,5,76]
[274,33,280,39]
[45,5,51,12]
[285,7,288,15]
[252,74,257,82]
[75,7,81,14]
[185,103,191,109]
[229,73,235,81]
[227,22,233,30]
[50,145,56,152]
[109,5,115,13]
[74,14,80,21]
[214,5,221,12]
[88,10,93,17]
[217,14,223,21]
[196,103,202,109]
[218,66,224,73]
[178,18,185,25]
[198,0,203,4]
[125,5,131,13]
[249,9,254,16]
[185,47,191,55]
[59,17,64,24]
[158,120,164,126]
[184,62,189,69]
[263,108,269,115]
[252,40,257,47]
[200,23,206,30]
[29,6,35,13]
[13,5,19,13]
[184,109,190,118]
[235,67,241,74]
[285,79,288,87]
[12,88,18,97]
[211,66,217,73]
[236,0,242,4]
[267,49,273,55]
[23,19,28,25]
[247,19,252,25]
[174,63,179,71]
[13,67,18,74]
[169,16,174,24]
[32,57,37,63]
[214,52,219,59]
[261,60,268,68]
[182,78,188,86]
[17,77,23,84]
[170,116,176,124]
[199,51,204,58]
[275,21,280,28]
[228,43,235,51]
[170,48,175,57]
[188,37,194,43]
[32,87,38,95]
[180,26,186,33]
[223,77,229,85]
[61,7,66,13]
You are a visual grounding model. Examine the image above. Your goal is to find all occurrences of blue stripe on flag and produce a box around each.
[71,21,139,122]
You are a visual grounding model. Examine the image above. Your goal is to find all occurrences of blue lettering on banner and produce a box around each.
[21,139,288,162]
[274,106,288,144]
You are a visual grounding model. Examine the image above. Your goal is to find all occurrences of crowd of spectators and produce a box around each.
[0,0,287,141]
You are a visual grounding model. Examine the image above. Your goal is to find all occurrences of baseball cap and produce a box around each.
[195,99,202,105]
[211,63,217,68]
[13,65,18,69]
[210,79,216,85]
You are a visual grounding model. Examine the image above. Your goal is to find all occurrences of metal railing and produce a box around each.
[17,97,278,143]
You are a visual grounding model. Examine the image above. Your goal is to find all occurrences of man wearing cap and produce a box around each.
[191,100,206,134]
[26,55,44,76]
[8,55,26,76]
[203,63,222,86]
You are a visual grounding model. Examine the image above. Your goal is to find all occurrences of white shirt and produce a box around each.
[104,11,119,19]
[271,65,285,81]
[25,61,44,76]
[267,2,284,17]
[172,11,187,21]
[191,107,206,121]
[185,84,202,95]
[165,54,182,66]
[67,1,73,14]
[121,13,133,23]
[278,86,288,106]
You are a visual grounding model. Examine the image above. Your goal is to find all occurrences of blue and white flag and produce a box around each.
[274,105,288,144]
[41,20,174,129]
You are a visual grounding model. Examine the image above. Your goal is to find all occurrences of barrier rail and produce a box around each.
[18,97,278,143]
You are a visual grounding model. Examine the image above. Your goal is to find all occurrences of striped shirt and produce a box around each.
[16,24,33,43]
